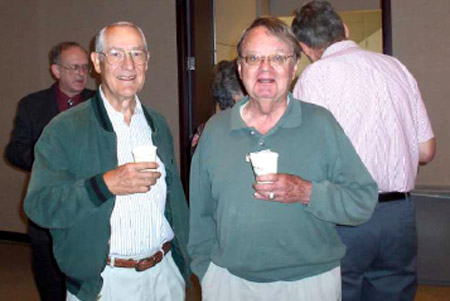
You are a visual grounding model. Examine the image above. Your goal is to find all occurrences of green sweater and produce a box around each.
[24,91,191,301]
[188,94,378,282]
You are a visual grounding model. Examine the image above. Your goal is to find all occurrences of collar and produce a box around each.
[322,40,360,59]
[90,88,155,133]
[99,85,144,122]
[229,93,302,132]
[54,82,84,112]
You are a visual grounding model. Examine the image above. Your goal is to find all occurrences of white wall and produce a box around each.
[392,0,450,188]
[0,0,180,233]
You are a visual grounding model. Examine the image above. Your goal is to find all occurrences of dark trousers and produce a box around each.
[337,197,417,301]
[29,221,66,301]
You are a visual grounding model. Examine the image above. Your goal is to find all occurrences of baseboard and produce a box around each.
[418,279,450,286]
[0,231,30,243]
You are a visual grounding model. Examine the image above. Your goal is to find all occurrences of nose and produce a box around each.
[121,52,136,70]
[259,56,272,70]
[74,68,87,76]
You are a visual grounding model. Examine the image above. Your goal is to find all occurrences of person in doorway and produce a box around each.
[191,59,246,152]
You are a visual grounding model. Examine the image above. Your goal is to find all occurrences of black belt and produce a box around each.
[378,192,410,203]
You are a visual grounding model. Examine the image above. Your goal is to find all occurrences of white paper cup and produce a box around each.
[248,150,278,179]
[132,145,157,171]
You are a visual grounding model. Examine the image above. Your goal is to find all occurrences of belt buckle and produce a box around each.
[135,255,157,272]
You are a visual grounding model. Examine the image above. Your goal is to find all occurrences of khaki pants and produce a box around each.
[67,251,184,301]
[201,262,341,301]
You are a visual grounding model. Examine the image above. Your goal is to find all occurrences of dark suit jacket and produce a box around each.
[5,84,95,171]
[5,83,94,242]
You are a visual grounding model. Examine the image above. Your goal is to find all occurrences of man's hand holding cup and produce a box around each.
[103,145,161,195]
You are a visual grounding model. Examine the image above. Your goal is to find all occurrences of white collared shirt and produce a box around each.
[100,87,174,257]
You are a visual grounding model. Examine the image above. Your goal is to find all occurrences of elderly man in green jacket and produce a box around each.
[25,21,190,301]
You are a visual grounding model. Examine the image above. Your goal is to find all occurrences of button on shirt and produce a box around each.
[100,87,174,257]
[55,84,84,111]
[293,40,434,192]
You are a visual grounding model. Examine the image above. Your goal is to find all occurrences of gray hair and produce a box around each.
[212,59,246,110]
[49,42,87,65]
[237,17,301,60]
[291,0,346,50]
[94,21,148,53]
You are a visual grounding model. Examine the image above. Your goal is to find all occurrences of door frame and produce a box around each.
[176,0,215,195]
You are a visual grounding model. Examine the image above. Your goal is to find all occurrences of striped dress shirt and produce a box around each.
[293,41,434,192]
[100,87,174,257]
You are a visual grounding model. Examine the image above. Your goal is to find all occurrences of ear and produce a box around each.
[299,42,322,62]
[143,54,149,72]
[51,64,61,80]
[343,23,350,39]
[237,59,243,80]
[292,57,299,77]
[299,42,312,57]
[91,52,102,74]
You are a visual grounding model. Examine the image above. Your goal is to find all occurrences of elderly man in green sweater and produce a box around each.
[188,17,378,301]
[25,22,190,301]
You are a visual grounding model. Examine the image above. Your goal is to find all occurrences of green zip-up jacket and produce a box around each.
[188,94,378,282]
[24,91,191,301]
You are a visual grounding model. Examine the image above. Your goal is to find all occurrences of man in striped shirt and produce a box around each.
[25,22,190,301]
[292,1,436,300]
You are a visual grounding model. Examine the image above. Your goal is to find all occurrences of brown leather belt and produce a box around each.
[106,241,171,272]
[378,192,410,203]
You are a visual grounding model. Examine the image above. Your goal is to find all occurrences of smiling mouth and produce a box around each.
[117,75,136,81]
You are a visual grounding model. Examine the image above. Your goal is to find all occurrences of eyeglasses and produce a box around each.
[59,64,90,74]
[98,49,149,66]
[240,54,296,66]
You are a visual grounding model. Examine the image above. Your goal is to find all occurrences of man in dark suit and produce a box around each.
[5,41,94,301]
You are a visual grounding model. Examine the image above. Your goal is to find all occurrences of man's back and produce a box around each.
[292,2,435,299]
[294,40,434,192]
